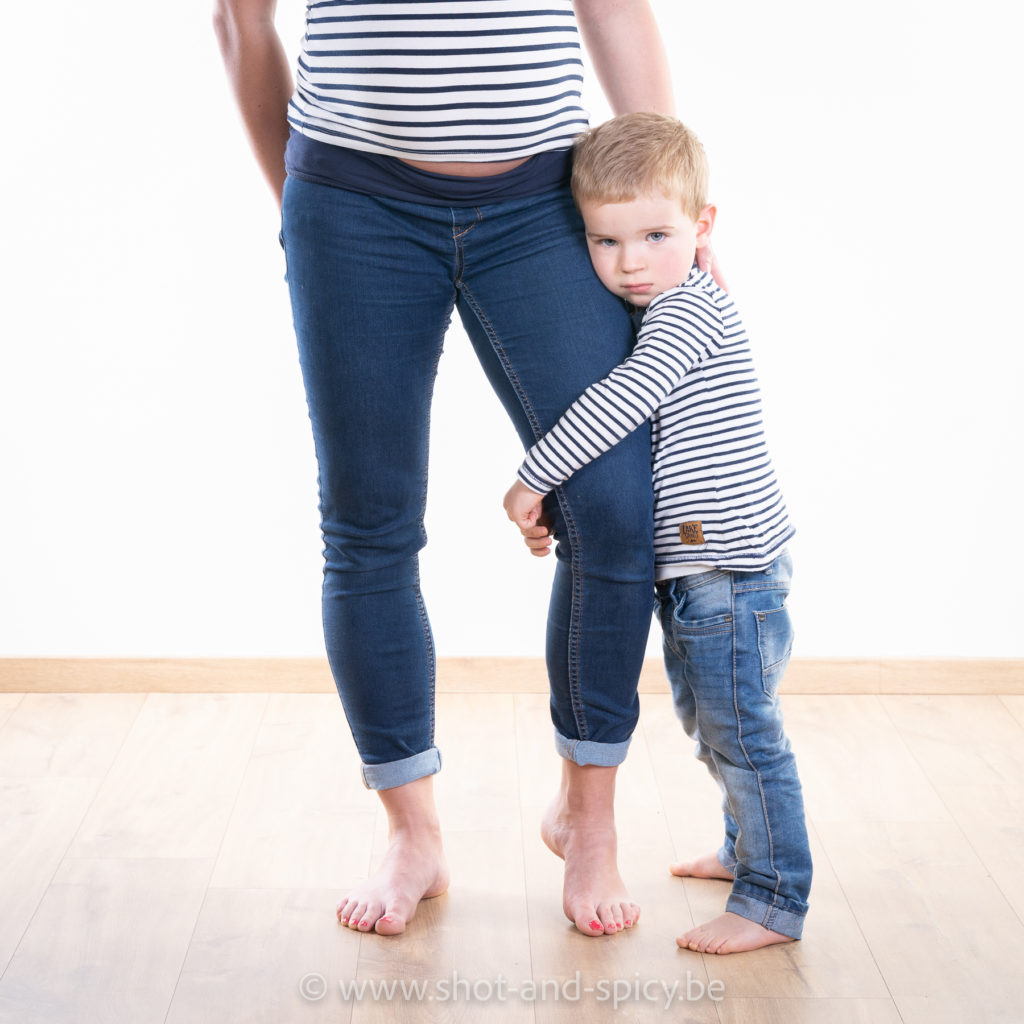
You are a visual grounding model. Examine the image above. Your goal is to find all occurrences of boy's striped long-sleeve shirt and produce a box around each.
[517,267,795,574]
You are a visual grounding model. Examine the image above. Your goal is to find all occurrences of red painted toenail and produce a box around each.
[590,920,601,930]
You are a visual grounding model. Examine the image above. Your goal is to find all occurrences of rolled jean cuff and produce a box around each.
[726,889,807,941]
[361,746,442,791]
[555,729,631,768]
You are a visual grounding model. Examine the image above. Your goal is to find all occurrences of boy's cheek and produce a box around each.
[590,260,616,291]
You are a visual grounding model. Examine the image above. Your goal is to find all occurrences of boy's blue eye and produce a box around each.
[647,232,666,242]
[596,238,617,247]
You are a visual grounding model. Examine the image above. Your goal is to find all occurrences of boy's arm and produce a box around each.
[213,0,293,207]
[517,293,723,494]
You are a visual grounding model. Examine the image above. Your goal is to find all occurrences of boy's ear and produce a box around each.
[695,204,716,247]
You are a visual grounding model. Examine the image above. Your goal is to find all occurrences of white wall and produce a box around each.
[1,0,1020,658]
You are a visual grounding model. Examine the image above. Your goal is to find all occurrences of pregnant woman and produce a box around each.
[214,0,675,937]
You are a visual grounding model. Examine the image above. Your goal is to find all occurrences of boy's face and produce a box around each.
[578,194,715,307]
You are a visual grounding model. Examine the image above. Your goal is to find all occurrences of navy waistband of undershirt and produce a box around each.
[285,130,573,206]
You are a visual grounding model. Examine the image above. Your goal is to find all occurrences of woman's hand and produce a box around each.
[697,241,731,293]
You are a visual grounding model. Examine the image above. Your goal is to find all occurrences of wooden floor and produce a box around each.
[1,682,1023,1022]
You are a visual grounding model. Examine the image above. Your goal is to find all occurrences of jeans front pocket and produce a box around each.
[672,609,734,637]
[755,604,793,697]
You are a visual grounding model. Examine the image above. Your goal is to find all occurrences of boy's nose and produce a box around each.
[620,247,645,272]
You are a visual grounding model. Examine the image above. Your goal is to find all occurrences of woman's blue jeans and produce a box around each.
[280,176,655,789]
[656,552,812,938]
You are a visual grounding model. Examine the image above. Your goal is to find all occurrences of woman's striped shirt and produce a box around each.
[518,268,796,572]
[288,0,589,160]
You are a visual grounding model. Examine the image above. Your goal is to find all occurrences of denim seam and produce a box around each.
[455,278,588,742]
[731,578,784,909]
[451,207,482,242]
[555,484,586,739]
[450,207,483,283]
[413,562,437,746]
[416,295,454,747]
[455,288,540,439]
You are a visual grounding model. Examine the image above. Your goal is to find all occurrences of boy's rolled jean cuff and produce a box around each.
[555,729,631,768]
[361,746,442,791]
[725,887,808,941]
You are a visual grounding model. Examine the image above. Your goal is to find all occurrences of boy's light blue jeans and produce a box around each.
[280,176,655,790]
[656,552,811,938]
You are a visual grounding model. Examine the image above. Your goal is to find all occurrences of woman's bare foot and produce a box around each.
[541,760,639,936]
[669,851,734,881]
[336,775,450,935]
[677,911,795,954]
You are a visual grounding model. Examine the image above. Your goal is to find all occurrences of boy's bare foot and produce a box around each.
[669,851,734,881]
[541,761,639,936]
[336,776,450,935]
[677,911,794,954]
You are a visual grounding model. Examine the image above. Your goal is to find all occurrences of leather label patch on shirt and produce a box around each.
[679,521,705,545]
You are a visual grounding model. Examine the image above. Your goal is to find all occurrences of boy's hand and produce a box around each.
[503,480,552,558]
[503,479,546,530]
[521,520,554,558]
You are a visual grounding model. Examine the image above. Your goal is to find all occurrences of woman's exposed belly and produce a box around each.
[398,157,530,177]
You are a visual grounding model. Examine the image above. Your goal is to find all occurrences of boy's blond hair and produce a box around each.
[571,112,709,220]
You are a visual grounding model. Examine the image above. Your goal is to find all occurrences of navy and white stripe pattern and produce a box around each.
[518,268,795,571]
[288,0,589,160]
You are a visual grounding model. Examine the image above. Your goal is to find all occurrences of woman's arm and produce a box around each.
[213,0,293,207]
[573,0,675,115]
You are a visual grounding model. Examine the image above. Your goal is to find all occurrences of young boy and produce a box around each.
[503,112,812,954]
